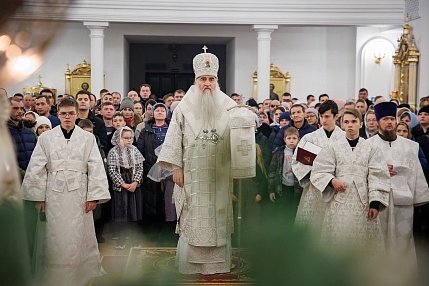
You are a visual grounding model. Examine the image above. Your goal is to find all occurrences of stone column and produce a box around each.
[253,25,278,101]
[84,22,109,98]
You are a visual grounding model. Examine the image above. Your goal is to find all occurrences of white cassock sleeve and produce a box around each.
[309,145,336,202]
[367,145,390,210]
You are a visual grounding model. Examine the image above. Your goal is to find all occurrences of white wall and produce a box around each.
[412,0,429,99]
[271,26,356,101]
[5,21,398,103]
[355,27,400,100]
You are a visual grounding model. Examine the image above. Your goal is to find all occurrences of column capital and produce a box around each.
[83,21,109,29]
[252,25,278,33]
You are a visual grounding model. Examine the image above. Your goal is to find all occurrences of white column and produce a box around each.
[253,25,278,101]
[84,22,109,98]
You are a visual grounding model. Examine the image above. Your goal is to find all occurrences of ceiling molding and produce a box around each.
[13,0,404,26]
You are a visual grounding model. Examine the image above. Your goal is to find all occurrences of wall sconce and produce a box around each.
[374,53,385,65]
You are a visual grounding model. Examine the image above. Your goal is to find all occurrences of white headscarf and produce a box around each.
[111,126,144,169]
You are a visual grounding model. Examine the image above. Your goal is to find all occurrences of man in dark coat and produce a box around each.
[273,104,317,149]
[7,97,38,260]
[75,90,108,152]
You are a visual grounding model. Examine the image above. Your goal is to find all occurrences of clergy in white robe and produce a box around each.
[310,110,390,254]
[22,98,110,286]
[368,102,429,270]
[292,100,344,237]
[157,48,237,275]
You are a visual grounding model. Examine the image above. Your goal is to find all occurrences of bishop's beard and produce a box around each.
[197,86,221,128]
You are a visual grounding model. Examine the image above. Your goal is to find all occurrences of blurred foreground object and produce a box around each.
[0,0,71,86]
[0,88,31,285]
[0,1,71,284]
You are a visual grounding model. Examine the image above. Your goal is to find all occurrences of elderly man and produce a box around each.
[22,98,110,286]
[157,47,238,275]
[368,101,429,271]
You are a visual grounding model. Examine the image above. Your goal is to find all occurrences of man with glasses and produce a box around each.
[269,99,281,123]
[22,97,110,285]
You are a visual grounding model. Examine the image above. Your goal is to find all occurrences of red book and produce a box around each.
[296,141,322,166]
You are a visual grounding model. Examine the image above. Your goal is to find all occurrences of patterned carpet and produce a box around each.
[93,247,254,285]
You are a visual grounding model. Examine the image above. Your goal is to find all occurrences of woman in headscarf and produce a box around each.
[305,107,319,128]
[107,126,145,249]
[359,110,378,139]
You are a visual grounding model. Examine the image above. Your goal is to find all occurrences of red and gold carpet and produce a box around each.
[95,247,254,285]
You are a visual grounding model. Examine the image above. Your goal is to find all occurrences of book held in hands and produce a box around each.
[296,141,322,166]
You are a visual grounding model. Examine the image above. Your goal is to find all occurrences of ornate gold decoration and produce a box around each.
[374,53,385,64]
[252,63,291,100]
[22,75,57,102]
[65,59,102,96]
[392,17,420,110]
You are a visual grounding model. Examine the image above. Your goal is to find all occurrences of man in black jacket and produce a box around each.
[7,97,38,259]
[75,90,108,152]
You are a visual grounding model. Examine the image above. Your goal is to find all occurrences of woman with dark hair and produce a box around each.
[136,103,172,230]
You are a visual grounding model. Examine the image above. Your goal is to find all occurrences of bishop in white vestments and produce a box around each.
[22,98,110,286]
[157,47,240,275]
[368,102,429,270]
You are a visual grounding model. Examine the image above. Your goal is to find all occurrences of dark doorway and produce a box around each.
[145,73,195,98]
[128,42,227,97]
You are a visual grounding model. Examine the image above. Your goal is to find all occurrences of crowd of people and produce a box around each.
[3,50,429,284]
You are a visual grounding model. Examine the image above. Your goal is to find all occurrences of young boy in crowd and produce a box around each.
[112,112,127,131]
[268,127,303,227]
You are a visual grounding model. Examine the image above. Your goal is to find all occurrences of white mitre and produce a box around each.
[193,45,219,78]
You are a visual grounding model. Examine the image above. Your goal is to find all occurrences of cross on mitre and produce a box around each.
[202,45,208,53]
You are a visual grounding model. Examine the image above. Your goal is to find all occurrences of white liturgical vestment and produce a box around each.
[310,137,390,254]
[22,126,110,286]
[292,126,344,237]
[368,134,429,269]
[157,85,237,274]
